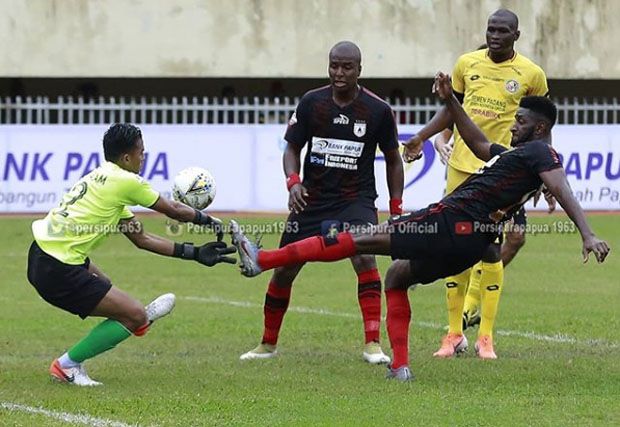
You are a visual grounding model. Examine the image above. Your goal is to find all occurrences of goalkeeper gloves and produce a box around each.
[193,210,224,241]
[173,241,236,267]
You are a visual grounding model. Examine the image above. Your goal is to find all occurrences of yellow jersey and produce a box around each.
[449,49,548,174]
[32,162,160,265]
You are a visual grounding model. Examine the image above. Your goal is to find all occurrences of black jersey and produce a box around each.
[284,85,399,209]
[442,141,562,222]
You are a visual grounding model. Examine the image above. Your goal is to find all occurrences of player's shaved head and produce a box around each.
[489,9,519,31]
[329,41,362,64]
[486,9,520,62]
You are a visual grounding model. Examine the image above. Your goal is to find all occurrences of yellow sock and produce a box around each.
[478,261,504,338]
[464,262,482,317]
[445,268,471,335]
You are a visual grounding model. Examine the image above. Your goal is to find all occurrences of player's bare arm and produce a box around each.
[120,217,236,266]
[533,186,557,213]
[402,107,452,162]
[434,128,454,165]
[150,195,224,241]
[283,141,308,213]
[543,187,557,213]
[539,168,610,263]
[121,217,175,256]
[384,148,404,214]
[402,74,463,163]
[434,72,493,162]
[150,195,200,222]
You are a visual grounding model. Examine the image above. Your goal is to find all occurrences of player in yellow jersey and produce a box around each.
[405,9,551,358]
[27,123,236,386]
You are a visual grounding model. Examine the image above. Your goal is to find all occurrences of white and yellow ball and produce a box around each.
[172,167,216,210]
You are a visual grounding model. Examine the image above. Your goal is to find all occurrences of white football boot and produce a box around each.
[362,341,391,365]
[239,343,278,360]
[49,359,102,387]
[145,293,176,323]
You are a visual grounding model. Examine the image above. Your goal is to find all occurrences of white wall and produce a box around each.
[1,0,619,78]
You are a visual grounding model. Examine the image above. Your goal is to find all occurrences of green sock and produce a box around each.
[67,319,132,363]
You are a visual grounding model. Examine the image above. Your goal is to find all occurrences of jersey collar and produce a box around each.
[485,49,518,64]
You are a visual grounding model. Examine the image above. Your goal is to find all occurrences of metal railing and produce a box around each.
[1,96,618,125]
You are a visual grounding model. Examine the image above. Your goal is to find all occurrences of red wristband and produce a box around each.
[286,173,301,191]
[389,198,403,215]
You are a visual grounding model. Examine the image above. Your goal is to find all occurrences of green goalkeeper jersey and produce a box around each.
[32,161,160,265]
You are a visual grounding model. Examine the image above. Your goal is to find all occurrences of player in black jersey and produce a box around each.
[231,71,610,381]
[239,41,404,364]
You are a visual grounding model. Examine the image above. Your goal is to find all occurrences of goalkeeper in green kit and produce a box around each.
[26,123,236,386]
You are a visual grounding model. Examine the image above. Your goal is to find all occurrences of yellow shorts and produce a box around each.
[445,165,472,195]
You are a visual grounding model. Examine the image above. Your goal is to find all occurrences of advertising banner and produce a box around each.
[0,125,618,213]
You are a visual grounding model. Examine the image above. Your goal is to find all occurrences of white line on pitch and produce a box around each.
[182,295,618,348]
[0,402,141,427]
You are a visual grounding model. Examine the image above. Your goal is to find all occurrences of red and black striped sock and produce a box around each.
[261,280,292,345]
[257,233,356,271]
[357,268,382,344]
[385,288,411,369]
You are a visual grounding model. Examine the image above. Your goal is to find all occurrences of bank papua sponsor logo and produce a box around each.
[0,151,169,183]
[558,151,620,180]
[310,137,364,157]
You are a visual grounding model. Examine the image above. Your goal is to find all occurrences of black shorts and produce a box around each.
[26,241,112,319]
[493,207,527,245]
[280,199,378,247]
[389,204,496,284]
[513,207,527,227]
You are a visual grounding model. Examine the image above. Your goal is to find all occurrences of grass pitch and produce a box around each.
[0,214,618,426]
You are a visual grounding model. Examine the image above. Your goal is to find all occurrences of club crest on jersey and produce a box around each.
[353,121,366,137]
[333,114,349,125]
[505,79,520,93]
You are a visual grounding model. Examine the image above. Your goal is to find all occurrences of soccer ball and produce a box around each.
[172,167,216,210]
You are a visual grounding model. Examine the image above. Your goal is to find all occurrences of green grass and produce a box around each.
[0,214,619,426]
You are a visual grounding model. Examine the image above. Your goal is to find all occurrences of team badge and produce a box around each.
[353,121,366,137]
[505,80,520,93]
